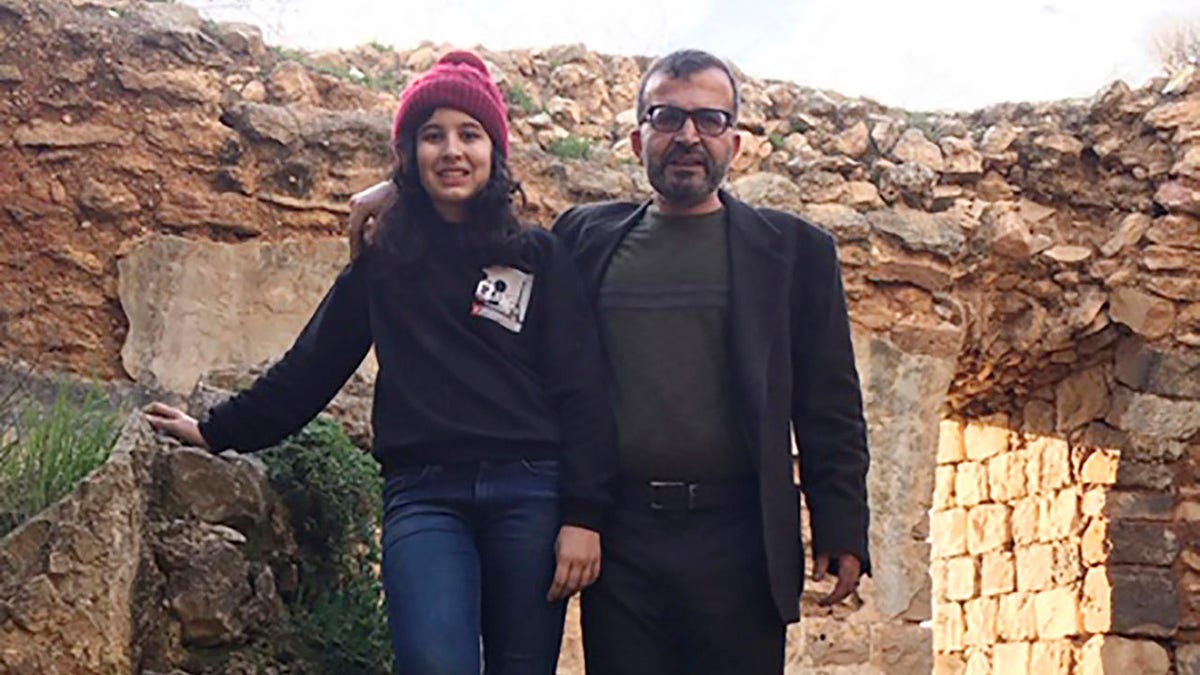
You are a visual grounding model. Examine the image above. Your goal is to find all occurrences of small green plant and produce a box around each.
[0,385,119,538]
[260,418,392,673]
[505,83,538,115]
[768,133,786,151]
[363,70,406,93]
[271,45,309,64]
[906,110,936,137]
[367,40,393,53]
[547,135,591,160]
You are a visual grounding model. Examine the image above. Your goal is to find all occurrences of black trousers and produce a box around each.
[581,499,785,675]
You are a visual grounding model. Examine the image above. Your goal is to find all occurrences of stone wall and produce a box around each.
[0,415,296,674]
[1,0,1199,672]
[931,337,1199,674]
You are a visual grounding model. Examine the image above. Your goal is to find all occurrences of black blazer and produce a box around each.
[552,190,870,623]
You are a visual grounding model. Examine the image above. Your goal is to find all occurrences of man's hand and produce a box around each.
[143,402,209,450]
[348,180,398,258]
[813,552,862,606]
[547,525,601,601]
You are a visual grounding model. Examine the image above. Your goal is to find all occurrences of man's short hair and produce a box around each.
[635,49,741,124]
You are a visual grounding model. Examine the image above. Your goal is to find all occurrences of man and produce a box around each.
[349,49,870,674]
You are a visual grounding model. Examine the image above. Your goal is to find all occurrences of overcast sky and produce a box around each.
[184,0,1198,111]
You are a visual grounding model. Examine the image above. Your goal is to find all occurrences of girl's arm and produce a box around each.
[197,257,373,453]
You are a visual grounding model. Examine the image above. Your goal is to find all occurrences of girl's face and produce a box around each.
[415,107,494,222]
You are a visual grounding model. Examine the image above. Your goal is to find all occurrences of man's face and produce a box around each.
[631,68,741,210]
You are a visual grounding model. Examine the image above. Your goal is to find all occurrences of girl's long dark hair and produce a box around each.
[374,114,529,272]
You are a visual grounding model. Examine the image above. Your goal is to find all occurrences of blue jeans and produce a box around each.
[380,459,566,675]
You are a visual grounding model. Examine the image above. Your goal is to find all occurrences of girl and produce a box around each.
[145,51,615,675]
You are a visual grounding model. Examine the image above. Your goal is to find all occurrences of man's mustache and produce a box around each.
[663,143,712,167]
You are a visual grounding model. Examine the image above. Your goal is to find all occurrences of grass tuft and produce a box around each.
[547,135,591,160]
[0,385,119,538]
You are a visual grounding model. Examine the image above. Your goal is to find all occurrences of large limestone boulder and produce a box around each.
[0,415,296,674]
[0,417,150,674]
[118,235,375,395]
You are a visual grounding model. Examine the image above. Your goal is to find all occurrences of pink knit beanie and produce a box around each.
[392,51,509,157]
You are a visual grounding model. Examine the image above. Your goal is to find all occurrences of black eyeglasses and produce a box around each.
[641,105,734,137]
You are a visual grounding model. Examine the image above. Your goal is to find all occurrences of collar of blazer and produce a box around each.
[581,189,786,275]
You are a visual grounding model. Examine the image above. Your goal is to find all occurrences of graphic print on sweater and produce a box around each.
[472,266,534,332]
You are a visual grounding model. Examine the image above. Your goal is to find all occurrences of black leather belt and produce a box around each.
[616,479,756,511]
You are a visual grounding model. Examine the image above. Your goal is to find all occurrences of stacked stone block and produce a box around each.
[932,337,1197,674]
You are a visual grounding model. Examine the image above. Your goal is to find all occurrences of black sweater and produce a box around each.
[198,223,617,531]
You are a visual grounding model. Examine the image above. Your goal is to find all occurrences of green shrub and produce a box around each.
[505,83,538,115]
[362,71,406,93]
[259,418,392,674]
[271,45,309,64]
[0,386,119,538]
[547,135,591,160]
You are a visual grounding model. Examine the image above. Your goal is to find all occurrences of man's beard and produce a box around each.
[645,142,728,208]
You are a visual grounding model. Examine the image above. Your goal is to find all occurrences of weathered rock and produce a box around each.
[854,334,955,618]
[1107,287,1176,339]
[164,448,271,528]
[939,137,982,175]
[1105,521,1181,566]
[1033,132,1084,158]
[0,417,151,674]
[1173,145,1200,180]
[13,120,134,147]
[1106,387,1200,440]
[118,235,367,395]
[1114,337,1200,398]
[980,122,1020,155]
[892,128,945,170]
[1179,645,1200,675]
[1041,244,1092,263]
[869,622,933,674]
[158,521,253,646]
[1145,214,1200,250]
[76,177,141,217]
[296,107,392,154]
[726,172,804,212]
[211,21,266,57]
[156,190,264,235]
[1081,635,1170,674]
[878,162,938,208]
[833,121,870,158]
[1144,98,1200,130]
[866,208,966,259]
[114,65,222,104]
[1156,179,1200,216]
[1142,244,1200,270]
[843,180,885,210]
[985,209,1034,260]
[1055,366,1109,431]
[869,249,953,291]
[266,60,320,105]
[1144,276,1200,302]
[790,168,845,202]
[799,203,871,241]
[128,1,225,66]
[1100,213,1152,256]
[221,102,301,146]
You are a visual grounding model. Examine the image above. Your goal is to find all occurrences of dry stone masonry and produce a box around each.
[932,339,1199,674]
[0,0,1198,672]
